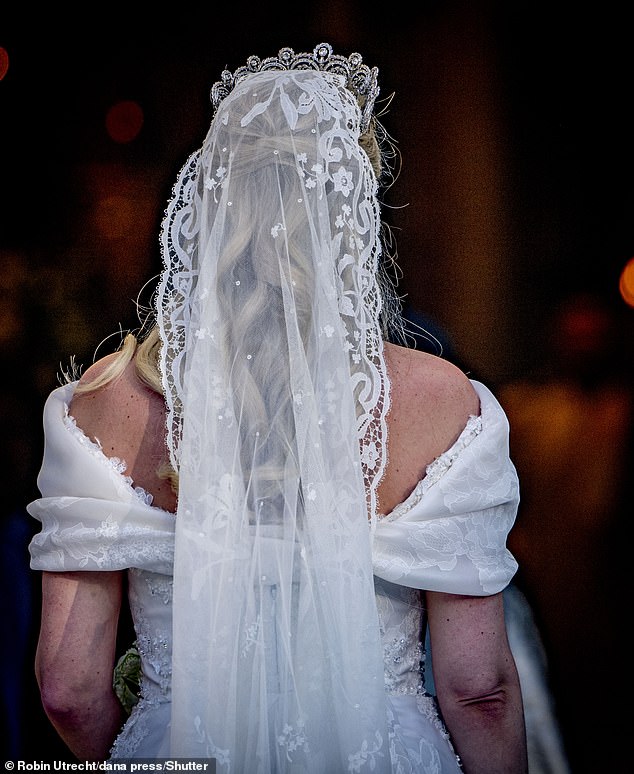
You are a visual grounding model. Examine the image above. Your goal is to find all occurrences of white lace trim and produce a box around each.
[384,414,482,522]
[62,402,155,507]
[414,694,452,741]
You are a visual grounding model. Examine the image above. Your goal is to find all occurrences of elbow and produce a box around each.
[37,664,110,726]
[36,666,124,762]
[437,666,525,734]
[436,671,528,773]
[38,671,86,725]
[451,683,514,721]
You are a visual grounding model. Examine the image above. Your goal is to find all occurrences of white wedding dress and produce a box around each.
[28,379,519,772]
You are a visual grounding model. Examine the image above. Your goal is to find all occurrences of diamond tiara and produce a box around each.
[210,42,380,133]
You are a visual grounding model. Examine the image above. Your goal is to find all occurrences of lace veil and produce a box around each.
[156,46,392,770]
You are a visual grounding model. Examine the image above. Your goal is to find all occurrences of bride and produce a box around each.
[29,44,527,773]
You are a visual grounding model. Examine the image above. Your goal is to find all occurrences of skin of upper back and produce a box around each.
[68,342,479,518]
[69,354,177,513]
[378,342,480,516]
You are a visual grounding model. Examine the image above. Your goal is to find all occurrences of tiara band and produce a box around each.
[210,42,380,133]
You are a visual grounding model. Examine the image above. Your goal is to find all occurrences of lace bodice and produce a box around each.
[28,379,518,764]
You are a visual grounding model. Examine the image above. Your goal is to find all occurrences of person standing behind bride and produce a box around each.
[29,43,527,772]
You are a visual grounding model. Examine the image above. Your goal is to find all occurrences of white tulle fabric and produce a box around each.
[156,70,392,770]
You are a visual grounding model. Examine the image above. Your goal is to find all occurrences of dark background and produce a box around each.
[2,1,632,771]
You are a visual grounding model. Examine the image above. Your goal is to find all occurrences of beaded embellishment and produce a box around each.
[210,42,380,133]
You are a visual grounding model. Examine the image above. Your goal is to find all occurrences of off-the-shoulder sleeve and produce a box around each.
[372,381,519,596]
[27,383,175,574]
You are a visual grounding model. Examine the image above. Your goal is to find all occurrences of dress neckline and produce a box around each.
[62,386,160,510]
[59,382,483,522]
[379,413,482,521]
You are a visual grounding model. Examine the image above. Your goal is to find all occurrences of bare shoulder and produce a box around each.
[379,343,479,513]
[384,342,479,428]
[69,353,158,433]
[68,353,175,510]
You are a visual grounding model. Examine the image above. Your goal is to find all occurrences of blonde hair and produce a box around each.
[360,119,382,178]
[72,326,179,492]
[73,326,163,395]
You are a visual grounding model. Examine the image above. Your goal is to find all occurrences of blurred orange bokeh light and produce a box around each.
[619,257,634,308]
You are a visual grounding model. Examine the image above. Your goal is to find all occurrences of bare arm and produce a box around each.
[427,591,528,774]
[35,570,125,760]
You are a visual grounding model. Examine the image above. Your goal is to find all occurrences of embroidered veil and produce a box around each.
[156,46,393,770]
